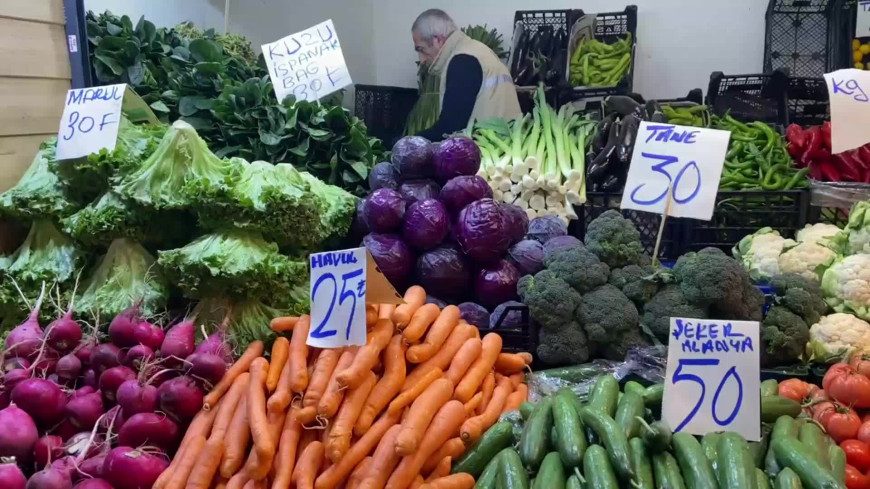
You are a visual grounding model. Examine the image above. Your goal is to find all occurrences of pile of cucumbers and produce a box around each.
[454,375,846,489]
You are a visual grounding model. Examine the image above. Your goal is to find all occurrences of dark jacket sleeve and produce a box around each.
[418,54,482,141]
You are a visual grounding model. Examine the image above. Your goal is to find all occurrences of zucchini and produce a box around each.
[761,396,802,423]
[584,444,619,489]
[615,391,645,439]
[624,380,646,398]
[773,467,803,489]
[716,432,758,489]
[637,417,672,453]
[475,449,506,489]
[579,407,634,482]
[589,375,619,417]
[520,402,535,420]
[498,448,531,489]
[757,468,773,489]
[828,444,846,484]
[536,452,566,489]
[643,384,664,408]
[652,451,687,489]
[701,432,721,471]
[672,432,719,489]
[761,379,779,397]
[553,394,586,469]
[629,437,654,489]
[520,398,554,471]
[453,421,513,477]
[771,436,844,489]
[798,423,831,471]
[765,416,800,477]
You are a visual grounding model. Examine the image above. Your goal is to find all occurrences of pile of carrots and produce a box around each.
[153,285,531,489]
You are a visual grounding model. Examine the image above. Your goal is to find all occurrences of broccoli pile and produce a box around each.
[760,273,827,366]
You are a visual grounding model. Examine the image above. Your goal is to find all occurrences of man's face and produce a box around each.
[413,30,444,66]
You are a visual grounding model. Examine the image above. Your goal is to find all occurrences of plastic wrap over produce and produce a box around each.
[810,179,870,208]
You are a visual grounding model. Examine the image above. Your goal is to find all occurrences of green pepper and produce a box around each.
[784,168,810,190]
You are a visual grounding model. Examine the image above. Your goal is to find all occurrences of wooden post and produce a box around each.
[652,184,674,266]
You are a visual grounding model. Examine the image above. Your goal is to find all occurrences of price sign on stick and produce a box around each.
[262,19,353,103]
[56,84,158,160]
[662,317,760,441]
[824,69,870,153]
[621,122,731,221]
[857,1,870,37]
[308,247,403,348]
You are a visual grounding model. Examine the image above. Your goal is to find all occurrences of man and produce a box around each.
[412,9,521,141]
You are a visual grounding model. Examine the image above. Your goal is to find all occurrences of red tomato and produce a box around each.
[863,414,870,423]
[828,369,870,408]
[818,402,863,442]
[851,353,870,377]
[843,440,870,471]
[825,363,856,391]
[858,420,870,445]
[845,464,870,489]
[778,378,812,402]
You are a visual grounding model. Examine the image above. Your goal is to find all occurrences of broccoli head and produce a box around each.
[536,321,590,366]
[609,264,661,307]
[543,246,610,293]
[642,285,709,342]
[710,282,765,322]
[599,327,652,361]
[771,273,827,326]
[584,210,644,268]
[674,247,757,315]
[760,305,809,367]
[517,270,582,331]
[577,284,639,346]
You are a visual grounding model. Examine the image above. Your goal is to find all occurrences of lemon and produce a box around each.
[856,62,865,69]
[862,44,870,54]
[855,39,861,50]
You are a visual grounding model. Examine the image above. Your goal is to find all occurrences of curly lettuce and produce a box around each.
[0,141,79,219]
[300,171,358,251]
[193,296,290,347]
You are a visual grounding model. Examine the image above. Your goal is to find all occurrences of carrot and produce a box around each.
[337,318,394,389]
[245,409,286,480]
[186,437,225,489]
[384,400,466,489]
[406,306,460,363]
[388,368,443,416]
[517,352,533,365]
[247,357,276,464]
[409,476,425,489]
[425,456,451,481]
[355,335,407,436]
[395,378,454,456]
[462,392,483,416]
[402,324,476,391]
[454,333,502,403]
[366,304,378,327]
[220,394,250,478]
[156,406,219,488]
[314,410,402,489]
[292,440,324,489]
[379,304,397,320]
[266,337,290,392]
[163,434,206,489]
[460,376,512,444]
[243,480,266,489]
[391,286,427,328]
[475,373,495,415]
[211,372,250,439]
[226,473,249,489]
[288,315,311,393]
[402,303,440,344]
[443,338,482,385]
[356,424,403,489]
[270,409,302,489]
[302,348,343,410]
[327,371,377,462]
[205,341,265,409]
[421,438,465,474]
[316,348,358,419]
[419,474,474,489]
[270,316,298,332]
[508,373,524,388]
[215,478,228,489]
[267,355,293,414]
[347,456,373,489]
[493,353,527,375]
[502,383,528,413]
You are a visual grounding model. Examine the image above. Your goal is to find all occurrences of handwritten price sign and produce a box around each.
[621,122,731,221]
[824,69,870,154]
[662,317,760,441]
[857,1,870,37]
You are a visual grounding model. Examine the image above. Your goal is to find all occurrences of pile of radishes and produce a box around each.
[0,288,233,489]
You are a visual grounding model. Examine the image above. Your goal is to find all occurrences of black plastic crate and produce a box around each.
[764,0,843,77]
[684,190,810,254]
[516,86,558,115]
[787,76,829,126]
[652,88,705,106]
[353,85,418,148]
[481,304,537,354]
[706,69,790,126]
[509,9,574,88]
[808,206,851,225]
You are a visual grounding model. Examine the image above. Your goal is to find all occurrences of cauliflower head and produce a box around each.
[830,202,870,256]
[778,241,837,282]
[796,223,841,245]
[733,227,796,283]
[821,254,870,321]
[808,313,870,361]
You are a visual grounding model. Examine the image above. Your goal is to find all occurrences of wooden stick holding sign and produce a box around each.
[651,182,674,267]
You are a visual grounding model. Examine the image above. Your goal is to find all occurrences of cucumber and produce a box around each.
[771,436,844,489]
[624,380,646,398]
[498,448,531,489]
[589,376,619,417]
[798,423,831,471]
[761,379,779,397]
[566,472,584,489]
[766,416,800,477]
[537,365,610,383]
[672,432,719,489]
[520,402,535,420]
[536,452,566,489]
[615,391,645,439]
[749,425,772,469]
[652,452,687,489]
[773,467,803,489]
[579,407,634,482]
[757,468,773,489]
[629,437,654,489]
[643,384,664,408]
[474,449,506,489]
[828,444,846,484]
[761,396,802,423]
[637,417,672,453]
[716,432,758,489]
[553,394,586,469]
[453,421,513,477]
[701,432,721,471]
[584,445,619,489]
[552,426,560,448]
[520,398,554,471]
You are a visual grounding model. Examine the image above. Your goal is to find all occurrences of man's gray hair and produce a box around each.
[412,9,457,42]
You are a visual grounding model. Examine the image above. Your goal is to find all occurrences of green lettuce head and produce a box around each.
[0,140,78,220]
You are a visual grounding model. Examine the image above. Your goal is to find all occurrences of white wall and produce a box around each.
[85,0,226,32]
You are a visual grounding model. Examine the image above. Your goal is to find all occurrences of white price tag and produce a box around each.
[824,69,870,154]
[261,19,352,103]
[55,84,127,160]
[662,317,760,441]
[857,1,870,38]
[620,122,731,221]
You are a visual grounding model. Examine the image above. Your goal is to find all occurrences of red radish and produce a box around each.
[89,345,121,375]
[64,391,103,430]
[0,404,38,459]
[159,318,195,366]
[156,376,203,422]
[51,456,78,479]
[77,454,107,480]
[4,369,29,391]
[115,380,156,416]
[117,413,179,451]
[132,321,163,351]
[74,342,95,366]
[35,435,65,467]
[102,446,168,489]
[52,420,78,441]
[27,465,72,489]
[3,357,30,372]
[145,367,176,388]
[45,307,82,354]
[73,479,113,489]
[194,329,232,363]
[4,284,46,360]
[65,431,104,460]
[98,366,135,403]
[11,379,66,425]
[71,386,95,399]
[82,369,97,389]
[108,305,140,348]
[55,354,81,385]
[121,346,153,371]
[0,460,25,489]
[186,352,227,387]
[32,349,60,376]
